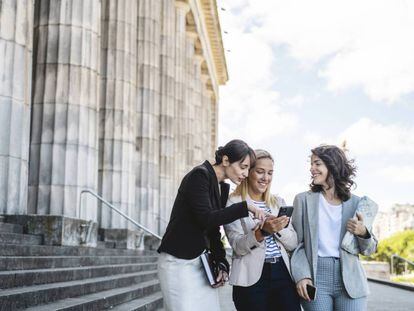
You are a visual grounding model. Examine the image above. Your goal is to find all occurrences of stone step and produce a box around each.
[0,232,42,245]
[25,279,161,311]
[0,270,158,309]
[0,255,158,271]
[110,291,163,311]
[0,223,23,234]
[97,241,116,248]
[0,262,158,289]
[0,244,157,257]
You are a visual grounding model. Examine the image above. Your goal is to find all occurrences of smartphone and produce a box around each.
[277,206,293,218]
[306,284,317,301]
[277,206,293,228]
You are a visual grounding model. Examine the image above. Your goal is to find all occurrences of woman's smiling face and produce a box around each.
[248,158,274,197]
[310,154,329,188]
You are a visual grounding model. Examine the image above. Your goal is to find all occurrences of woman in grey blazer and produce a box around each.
[224,149,301,311]
[291,145,378,311]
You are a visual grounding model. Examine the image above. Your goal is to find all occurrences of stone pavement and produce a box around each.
[366,281,413,311]
[219,284,236,311]
[218,281,413,311]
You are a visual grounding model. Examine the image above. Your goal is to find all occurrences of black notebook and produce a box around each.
[200,251,218,287]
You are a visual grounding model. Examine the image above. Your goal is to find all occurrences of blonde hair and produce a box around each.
[232,149,278,208]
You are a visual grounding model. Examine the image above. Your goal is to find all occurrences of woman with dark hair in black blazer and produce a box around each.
[158,139,266,311]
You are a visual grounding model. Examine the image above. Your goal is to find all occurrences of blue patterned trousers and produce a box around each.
[302,257,367,311]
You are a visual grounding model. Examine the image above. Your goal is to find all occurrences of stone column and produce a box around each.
[184,35,196,169]
[136,0,162,233]
[210,91,218,153]
[192,52,204,164]
[0,0,33,215]
[98,0,137,228]
[203,89,214,158]
[158,0,176,234]
[200,73,214,159]
[28,0,101,220]
[173,1,189,186]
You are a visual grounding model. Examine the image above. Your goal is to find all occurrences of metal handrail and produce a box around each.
[79,189,162,240]
[390,254,414,275]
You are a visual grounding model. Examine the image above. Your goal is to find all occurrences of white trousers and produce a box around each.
[158,252,221,311]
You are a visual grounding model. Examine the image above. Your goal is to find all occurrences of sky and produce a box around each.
[217,0,414,211]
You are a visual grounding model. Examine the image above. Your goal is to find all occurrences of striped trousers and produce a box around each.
[302,257,367,311]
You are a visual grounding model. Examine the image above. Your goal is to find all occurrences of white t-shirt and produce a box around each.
[318,193,342,258]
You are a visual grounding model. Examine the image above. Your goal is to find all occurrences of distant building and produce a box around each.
[373,204,414,240]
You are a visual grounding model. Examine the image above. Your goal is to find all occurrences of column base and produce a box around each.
[2,215,98,246]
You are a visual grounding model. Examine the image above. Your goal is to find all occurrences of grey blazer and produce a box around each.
[224,195,298,286]
[291,191,378,299]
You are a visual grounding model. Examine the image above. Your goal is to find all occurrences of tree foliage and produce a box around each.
[364,230,414,273]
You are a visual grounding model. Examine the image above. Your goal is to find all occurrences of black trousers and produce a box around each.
[232,260,301,311]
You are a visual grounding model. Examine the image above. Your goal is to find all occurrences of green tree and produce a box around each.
[364,230,414,273]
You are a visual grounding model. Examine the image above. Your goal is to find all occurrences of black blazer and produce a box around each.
[158,161,248,269]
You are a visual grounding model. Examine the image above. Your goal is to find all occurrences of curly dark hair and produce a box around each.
[310,145,357,201]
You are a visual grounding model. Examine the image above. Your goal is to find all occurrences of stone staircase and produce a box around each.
[0,217,163,310]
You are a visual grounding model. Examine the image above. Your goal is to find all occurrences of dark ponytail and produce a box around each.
[214,139,256,166]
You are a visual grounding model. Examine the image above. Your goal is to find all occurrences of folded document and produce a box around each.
[341,196,378,255]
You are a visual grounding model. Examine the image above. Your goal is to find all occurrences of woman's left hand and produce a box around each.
[346,212,368,237]
[212,270,228,288]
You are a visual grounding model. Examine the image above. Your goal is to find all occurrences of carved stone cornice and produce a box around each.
[185,26,198,40]
[175,0,190,13]
[199,0,228,85]
[180,0,228,100]
[194,54,205,66]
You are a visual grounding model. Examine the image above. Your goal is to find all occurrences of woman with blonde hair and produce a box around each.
[224,149,301,311]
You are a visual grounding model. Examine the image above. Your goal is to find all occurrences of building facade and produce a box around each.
[0,0,227,238]
[373,204,414,240]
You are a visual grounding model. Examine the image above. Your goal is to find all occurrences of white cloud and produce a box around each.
[281,95,305,108]
[220,87,299,144]
[221,0,414,103]
[339,118,414,156]
[303,118,414,158]
[217,0,414,211]
[302,118,414,157]
[303,132,334,149]
[377,166,414,183]
[219,5,299,144]
[277,180,309,205]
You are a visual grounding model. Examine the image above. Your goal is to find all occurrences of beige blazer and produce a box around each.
[224,194,298,287]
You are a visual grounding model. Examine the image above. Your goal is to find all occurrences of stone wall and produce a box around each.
[362,261,391,280]
[0,0,227,236]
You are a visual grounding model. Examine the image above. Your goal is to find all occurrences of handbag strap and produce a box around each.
[240,217,249,234]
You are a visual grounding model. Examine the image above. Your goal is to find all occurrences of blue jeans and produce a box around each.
[233,260,301,311]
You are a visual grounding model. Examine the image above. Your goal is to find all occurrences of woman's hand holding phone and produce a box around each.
[262,215,289,233]
[296,278,314,301]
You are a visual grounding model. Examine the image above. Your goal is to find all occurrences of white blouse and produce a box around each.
[318,193,342,258]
